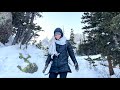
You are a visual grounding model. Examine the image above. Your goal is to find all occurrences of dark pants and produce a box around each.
[49,72,67,78]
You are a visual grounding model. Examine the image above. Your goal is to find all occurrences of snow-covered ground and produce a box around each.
[0,44,120,78]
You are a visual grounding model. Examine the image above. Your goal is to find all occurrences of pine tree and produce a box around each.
[81,12,120,76]
[69,28,76,49]
[109,13,120,68]
[12,12,43,47]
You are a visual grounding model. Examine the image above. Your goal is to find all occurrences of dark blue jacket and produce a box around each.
[45,40,78,73]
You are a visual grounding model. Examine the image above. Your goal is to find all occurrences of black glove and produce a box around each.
[75,63,79,71]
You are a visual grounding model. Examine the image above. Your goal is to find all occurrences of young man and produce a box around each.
[43,28,79,78]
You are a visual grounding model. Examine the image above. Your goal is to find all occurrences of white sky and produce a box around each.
[34,12,84,41]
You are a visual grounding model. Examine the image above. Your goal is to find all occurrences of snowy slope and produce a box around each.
[0,44,120,78]
[67,56,100,78]
[0,45,48,78]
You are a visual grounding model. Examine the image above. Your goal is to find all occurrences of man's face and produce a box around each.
[55,34,61,40]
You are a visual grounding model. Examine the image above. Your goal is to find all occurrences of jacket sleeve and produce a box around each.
[45,54,51,66]
[67,41,78,65]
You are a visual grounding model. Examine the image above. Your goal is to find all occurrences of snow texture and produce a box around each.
[0,44,120,78]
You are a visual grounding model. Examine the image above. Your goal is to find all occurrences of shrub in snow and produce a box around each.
[17,53,38,74]
[36,42,42,49]
[85,57,97,69]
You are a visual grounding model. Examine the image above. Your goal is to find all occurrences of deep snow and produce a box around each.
[0,44,120,78]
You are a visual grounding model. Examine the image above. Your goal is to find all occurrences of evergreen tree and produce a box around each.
[69,28,76,49]
[109,13,120,68]
[81,12,120,75]
[12,12,43,47]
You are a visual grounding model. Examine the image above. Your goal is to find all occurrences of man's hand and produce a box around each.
[75,63,79,72]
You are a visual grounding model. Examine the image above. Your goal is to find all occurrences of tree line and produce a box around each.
[0,12,43,48]
[77,12,120,75]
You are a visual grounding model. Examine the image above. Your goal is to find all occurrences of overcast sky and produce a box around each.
[34,12,84,41]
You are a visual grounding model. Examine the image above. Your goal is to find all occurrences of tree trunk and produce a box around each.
[107,55,115,76]
[21,12,35,45]
[12,28,21,45]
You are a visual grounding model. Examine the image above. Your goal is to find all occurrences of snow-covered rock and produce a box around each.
[0,12,12,25]
[0,42,4,47]
[0,12,12,44]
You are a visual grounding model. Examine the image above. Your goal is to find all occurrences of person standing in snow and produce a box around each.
[43,28,79,78]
